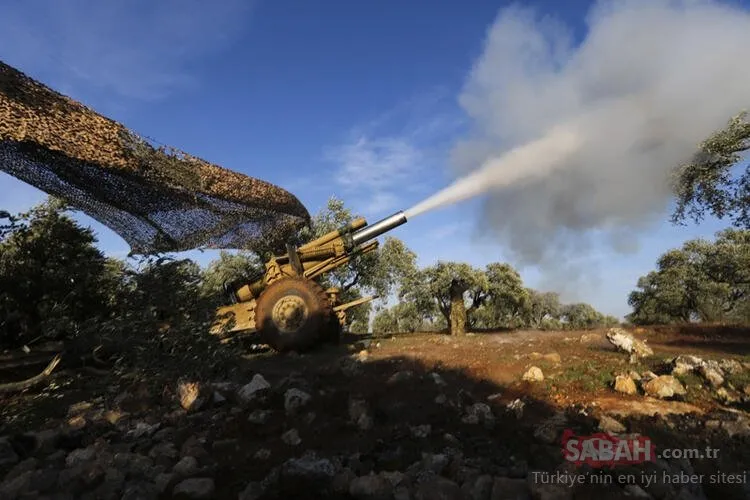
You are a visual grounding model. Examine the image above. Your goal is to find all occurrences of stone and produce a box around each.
[388,371,414,384]
[415,476,463,500]
[3,457,37,482]
[614,375,638,395]
[0,470,33,499]
[126,421,160,440]
[534,412,567,445]
[491,476,531,500]
[282,456,337,480]
[282,428,302,446]
[65,446,96,467]
[462,474,493,500]
[355,350,369,362]
[349,473,394,500]
[522,366,544,382]
[332,469,357,494]
[349,398,374,430]
[506,399,525,419]
[671,355,704,376]
[247,409,273,425]
[237,374,271,403]
[606,328,653,359]
[429,372,447,386]
[254,448,271,460]
[598,415,626,434]
[462,403,495,427]
[719,359,744,374]
[528,481,573,500]
[411,425,432,438]
[172,477,215,499]
[697,365,724,388]
[643,376,686,399]
[394,485,411,500]
[239,481,264,500]
[173,456,199,476]
[624,484,652,498]
[421,453,450,474]
[122,481,160,500]
[177,381,206,412]
[284,388,312,415]
[155,472,176,494]
[715,387,740,404]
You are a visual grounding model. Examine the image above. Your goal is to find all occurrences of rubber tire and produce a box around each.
[255,278,332,352]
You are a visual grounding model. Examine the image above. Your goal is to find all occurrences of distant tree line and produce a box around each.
[372,260,620,335]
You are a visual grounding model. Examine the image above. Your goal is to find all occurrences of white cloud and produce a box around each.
[0,0,253,102]
[326,89,463,216]
[332,136,423,188]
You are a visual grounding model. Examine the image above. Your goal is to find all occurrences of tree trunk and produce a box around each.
[449,280,466,336]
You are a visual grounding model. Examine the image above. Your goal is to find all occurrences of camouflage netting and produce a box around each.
[0,60,310,254]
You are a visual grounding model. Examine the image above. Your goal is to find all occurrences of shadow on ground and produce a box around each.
[0,333,749,499]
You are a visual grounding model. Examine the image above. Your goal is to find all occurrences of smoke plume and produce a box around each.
[411,0,750,292]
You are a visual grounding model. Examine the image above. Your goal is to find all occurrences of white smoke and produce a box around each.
[411,0,750,290]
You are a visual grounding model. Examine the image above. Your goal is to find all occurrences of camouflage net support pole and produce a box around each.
[0,60,310,254]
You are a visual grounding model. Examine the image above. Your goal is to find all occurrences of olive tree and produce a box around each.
[627,229,750,324]
[672,111,750,229]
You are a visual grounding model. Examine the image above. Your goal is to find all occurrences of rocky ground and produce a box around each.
[1,325,749,499]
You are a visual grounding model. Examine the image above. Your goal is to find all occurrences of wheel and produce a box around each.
[254,278,333,352]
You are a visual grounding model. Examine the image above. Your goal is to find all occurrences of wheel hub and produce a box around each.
[271,295,309,333]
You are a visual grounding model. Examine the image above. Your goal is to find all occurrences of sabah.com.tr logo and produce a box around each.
[562,429,656,467]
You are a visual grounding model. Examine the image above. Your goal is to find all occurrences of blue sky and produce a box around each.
[0,0,742,319]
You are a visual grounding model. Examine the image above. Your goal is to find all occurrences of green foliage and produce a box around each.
[371,302,424,335]
[401,261,488,330]
[672,111,750,229]
[481,263,528,328]
[200,250,262,300]
[0,200,238,378]
[522,289,561,329]
[0,199,119,348]
[627,229,750,324]
[103,255,237,379]
[560,303,615,330]
[389,260,613,334]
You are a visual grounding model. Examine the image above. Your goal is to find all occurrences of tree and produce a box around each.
[627,229,750,324]
[402,262,489,335]
[200,250,262,301]
[371,301,428,334]
[560,303,607,330]
[672,111,750,229]
[372,307,398,334]
[522,289,561,329]
[0,199,119,348]
[480,263,529,328]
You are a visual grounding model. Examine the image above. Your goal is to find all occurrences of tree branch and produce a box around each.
[0,354,62,394]
[343,273,361,291]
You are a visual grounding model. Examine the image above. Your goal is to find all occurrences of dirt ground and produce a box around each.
[1,325,749,499]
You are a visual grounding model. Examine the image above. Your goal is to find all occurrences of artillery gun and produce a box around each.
[211,211,407,352]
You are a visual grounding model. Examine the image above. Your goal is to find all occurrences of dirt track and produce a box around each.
[1,326,749,499]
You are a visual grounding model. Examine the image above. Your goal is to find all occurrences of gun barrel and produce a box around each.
[351,211,407,246]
